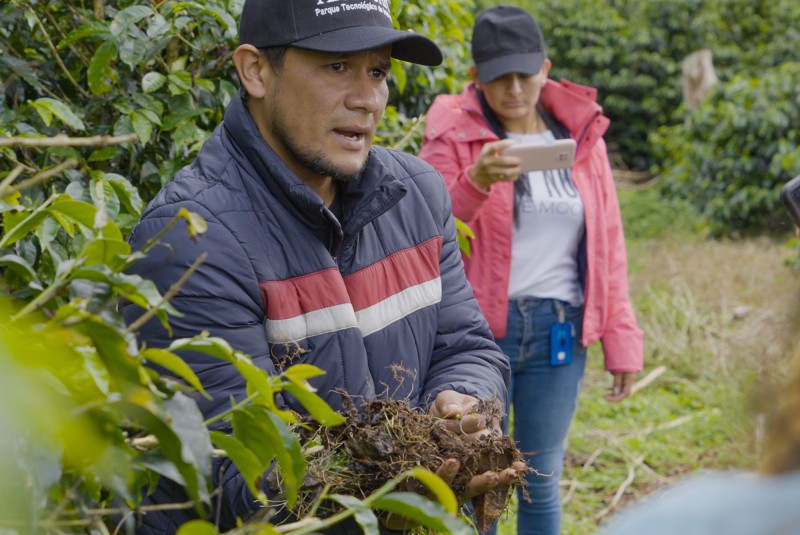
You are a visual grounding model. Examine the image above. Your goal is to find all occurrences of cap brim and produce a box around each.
[291,26,443,66]
[476,52,545,84]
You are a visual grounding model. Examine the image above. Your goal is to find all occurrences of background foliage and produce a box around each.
[475,0,800,238]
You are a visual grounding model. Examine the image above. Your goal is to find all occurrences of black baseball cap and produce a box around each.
[471,5,546,84]
[239,0,443,66]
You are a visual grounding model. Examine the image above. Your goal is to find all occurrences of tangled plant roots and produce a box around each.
[268,397,527,531]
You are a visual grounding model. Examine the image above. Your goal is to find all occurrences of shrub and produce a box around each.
[652,62,800,237]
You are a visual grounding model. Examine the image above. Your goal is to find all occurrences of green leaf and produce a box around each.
[209,432,265,500]
[167,336,238,363]
[232,406,305,508]
[176,520,219,535]
[0,255,40,285]
[235,358,277,411]
[372,492,471,535]
[87,41,117,96]
[177,208,208,239]
[0,210,48,248]
[282,383,345,427]
[141,348,209,399]
[79,238,131,268]
[284,363,327,382]
[165,393,213,480]
[49,198,97,229]
[328,495,380,534]
[391,60,407,94]
[115,399,208,503]
[60,21,111,48]
[109,6,154,35]
[106,174,144,217]
[168,72,193,96]
[31,98,85,131]
[88,147,121,162]
[132,111,154,146]
[405,467,458,513]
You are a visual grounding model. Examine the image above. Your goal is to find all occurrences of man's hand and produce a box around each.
[604,371,636,402]
[429,390,495,441]
[382,393,525,530]
[428,390,526,497]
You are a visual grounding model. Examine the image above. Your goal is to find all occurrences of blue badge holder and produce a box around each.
[550,303,574,367]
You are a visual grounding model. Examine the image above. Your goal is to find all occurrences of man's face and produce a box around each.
[259,46,391,183]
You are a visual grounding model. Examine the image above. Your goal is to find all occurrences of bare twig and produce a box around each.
[593,456,643,521]
[125,253,208,334]
[390,114,426,151]
[631,365,668,395]
[274,518,322,533]
[0,133,138,148]
[562,448,603,505]
[0,164,26,191]
[42,7,90,67]
[0,158,79,197]
[94,0,105,19]
[129,434,227,457]
[27,9,91,99]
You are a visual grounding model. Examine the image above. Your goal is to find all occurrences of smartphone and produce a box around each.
[781,175,800,228]
[501,138,577,173]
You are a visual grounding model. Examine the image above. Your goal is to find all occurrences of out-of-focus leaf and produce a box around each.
[372,492,471,535]
[329,494,380,535]
[141,348,209,398]
[233,406,304,508]
[176,208,208,239]
[208,432,264,499]
[164,393,213,480]
[176,520,219,535]
[282,383,345,427]
[0,254,39,284]
[80,238,131,268]
[405,467,457,513]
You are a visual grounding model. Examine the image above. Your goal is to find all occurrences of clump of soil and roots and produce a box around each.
[267,396,527,531]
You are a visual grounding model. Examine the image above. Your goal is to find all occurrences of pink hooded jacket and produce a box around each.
[419,79,643,373]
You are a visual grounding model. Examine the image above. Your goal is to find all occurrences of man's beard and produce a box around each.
[270,106,367,183]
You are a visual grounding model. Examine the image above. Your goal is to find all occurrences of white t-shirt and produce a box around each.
[506,131,585,306]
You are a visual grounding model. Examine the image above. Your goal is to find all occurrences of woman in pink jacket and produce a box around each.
[419,6,644,534]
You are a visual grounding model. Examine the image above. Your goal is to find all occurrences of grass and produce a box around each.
[497,183,800,534]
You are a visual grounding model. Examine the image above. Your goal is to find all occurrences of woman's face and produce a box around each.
[473,60,551,132]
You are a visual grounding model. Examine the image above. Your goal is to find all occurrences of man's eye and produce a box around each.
[330,62,345,71]
[371,69,388,80]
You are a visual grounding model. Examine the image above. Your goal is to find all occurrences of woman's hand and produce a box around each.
[604,371,636,402]
[467,139,523,190]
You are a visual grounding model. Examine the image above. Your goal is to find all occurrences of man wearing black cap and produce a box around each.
[122,0,518,533]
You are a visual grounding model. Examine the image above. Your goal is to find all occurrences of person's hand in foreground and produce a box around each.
[382,391,525,530]
[604,371,636,402]
[429,391,526,496]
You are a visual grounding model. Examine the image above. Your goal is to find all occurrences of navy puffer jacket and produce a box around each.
[122,92,508,532]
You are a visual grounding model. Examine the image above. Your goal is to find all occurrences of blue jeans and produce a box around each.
[494,297,587,535]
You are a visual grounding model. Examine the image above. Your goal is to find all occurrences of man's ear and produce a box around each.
[234,44,268,98]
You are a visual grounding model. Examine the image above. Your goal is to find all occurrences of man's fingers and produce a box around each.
[466,471,499,499]
[437,412,489,443]
[436,458,460,486]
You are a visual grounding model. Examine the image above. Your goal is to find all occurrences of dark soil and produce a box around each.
[268,397,527,531]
